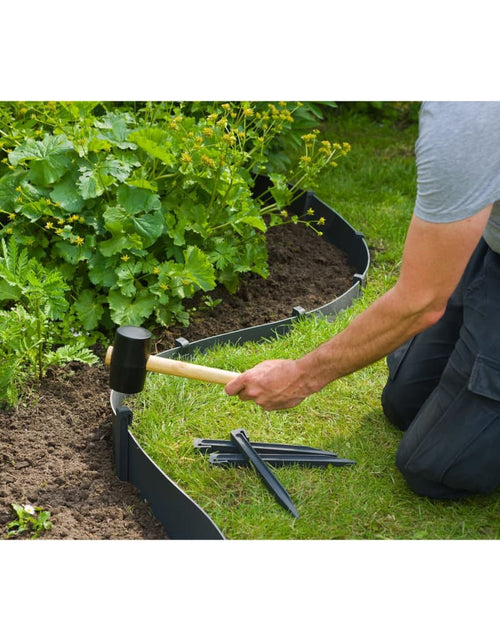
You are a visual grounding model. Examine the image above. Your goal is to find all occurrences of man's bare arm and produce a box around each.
[225,206,492,410]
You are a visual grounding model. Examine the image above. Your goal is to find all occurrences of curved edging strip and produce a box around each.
[110,187,370,539]
[158,189,370,359]
[112,407,225,539]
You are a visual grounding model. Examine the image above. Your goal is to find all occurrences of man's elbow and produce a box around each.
[421,305,447,329]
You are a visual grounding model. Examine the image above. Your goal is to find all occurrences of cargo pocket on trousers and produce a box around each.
[401,354,500,493]
[468,354,500,402]
[441,354,500,492]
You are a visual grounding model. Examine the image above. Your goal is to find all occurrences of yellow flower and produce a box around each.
[153,266,160,275]
[5,227,13,234]
[75,236,84,246]
[181,152,192,163]
[317,217,326,226]
[160,283,168,291]
[45,221,54,229]
[242,107,254,117]
[307,208,315,216]
[121,254,130,262]
[201,154,215,167]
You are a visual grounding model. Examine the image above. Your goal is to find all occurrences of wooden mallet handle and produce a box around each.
[105,346,238,386]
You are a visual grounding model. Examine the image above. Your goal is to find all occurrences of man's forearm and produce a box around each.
[296,284,443,394]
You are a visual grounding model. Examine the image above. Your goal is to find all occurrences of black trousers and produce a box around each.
[381,239,500,499]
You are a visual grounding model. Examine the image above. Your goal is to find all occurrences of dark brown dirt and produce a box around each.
[0,223,355,539]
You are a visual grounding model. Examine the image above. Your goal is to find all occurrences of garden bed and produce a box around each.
[0,221,356,539]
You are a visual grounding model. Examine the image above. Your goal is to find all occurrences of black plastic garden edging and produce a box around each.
[110,183,370,539]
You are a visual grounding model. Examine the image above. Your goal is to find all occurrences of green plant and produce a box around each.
[4,503,53,539]
[0,236,98,406]
[0,101,349,333]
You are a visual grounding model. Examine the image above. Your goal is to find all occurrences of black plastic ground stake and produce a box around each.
[209,452,356,468]
[230,428,299,518]
[194,437,339,457]
[111,406,225,540]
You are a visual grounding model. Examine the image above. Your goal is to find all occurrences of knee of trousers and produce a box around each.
[381,378,417,431]
[395,443,470,499]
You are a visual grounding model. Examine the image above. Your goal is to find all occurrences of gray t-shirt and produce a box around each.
[414,101,500,253]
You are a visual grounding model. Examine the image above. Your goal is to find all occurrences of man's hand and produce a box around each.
[225,359,313,411]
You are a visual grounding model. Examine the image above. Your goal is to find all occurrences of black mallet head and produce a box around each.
[107,326,152,395]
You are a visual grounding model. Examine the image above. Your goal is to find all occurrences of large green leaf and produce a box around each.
[77,157,132,199]
[88,253,118,287]
[77,168,115,199]
[54,239,93,265]
[103,206,126,234]
[129,128,175,165]
[239,215,267,232]
[95,113,137,150]
[98,235,129,257]
[108,289,156,326]
[73,290,104,330]
[9,135,74,185]
[117,184,161,215]
[50,174,84,213]
[0,276,21,301]
[183,246,216,291]
[0,170,25,209]
[132,209,165,247]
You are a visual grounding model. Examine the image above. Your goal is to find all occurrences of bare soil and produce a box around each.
[0,223,355,539]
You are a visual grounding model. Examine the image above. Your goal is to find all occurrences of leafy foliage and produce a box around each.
[0,101,349,334]
[0,237,98,406]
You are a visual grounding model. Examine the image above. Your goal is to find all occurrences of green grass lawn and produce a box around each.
[129,107,500,539]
